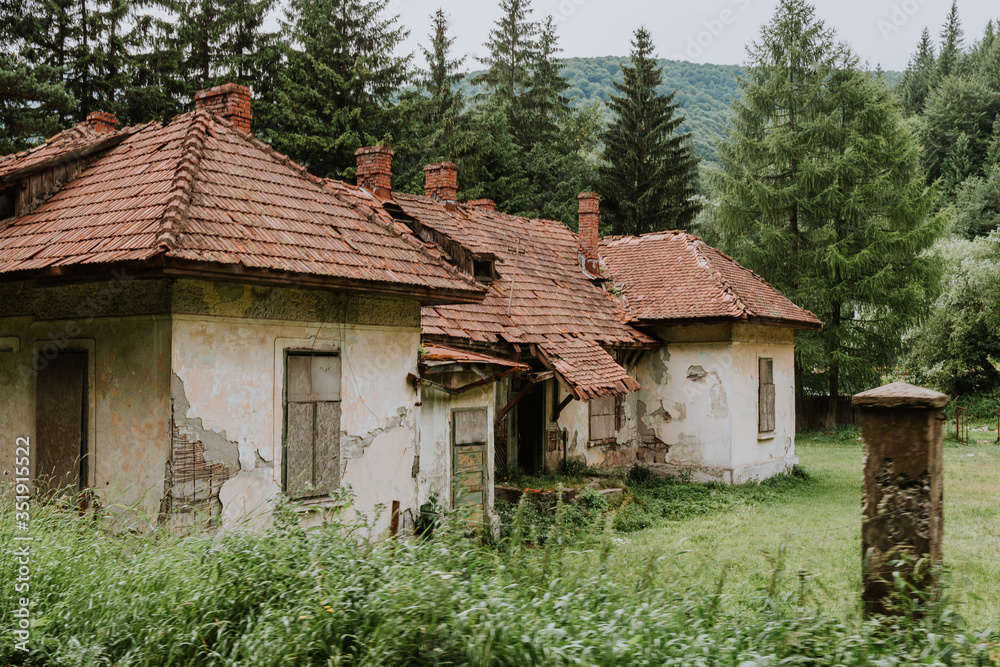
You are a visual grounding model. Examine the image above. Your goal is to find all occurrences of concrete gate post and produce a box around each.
[852,382,948,616]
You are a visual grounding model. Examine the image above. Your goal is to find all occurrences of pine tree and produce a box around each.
[524,15,570,147]
[936,0,964,80]
[393,8,472,194]
[600,27,699,236]
[897,27,936,116]
[473,0,538,146]
[714,0,943,425]
[0,0,75,151]
[415,8,467,150]
[264,0,410,180]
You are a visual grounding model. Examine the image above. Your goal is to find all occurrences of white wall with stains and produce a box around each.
[171,313,423,534]
[549,323,799,482]
[0,309,172,519]
[729,324,798,481]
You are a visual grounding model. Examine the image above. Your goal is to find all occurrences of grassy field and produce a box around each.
[606,427,1000,630]
[2,428,999,664]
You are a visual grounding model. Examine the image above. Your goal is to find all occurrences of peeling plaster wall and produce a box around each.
[555,379,644,469]
[634,335,734,473]
[169,280,423,534]
[729,324,798,480]
[0,291,171,517]
[418,373,496,520]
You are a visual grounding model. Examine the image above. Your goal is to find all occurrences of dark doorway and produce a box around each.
[36,350,88,494]
[516,381,545,474]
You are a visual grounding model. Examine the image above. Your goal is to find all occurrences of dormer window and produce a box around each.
[1,185,17,222]
[473,258,495,284]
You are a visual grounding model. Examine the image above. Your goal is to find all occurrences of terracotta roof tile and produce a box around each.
[0,111,483,301]
[599,232,822,329]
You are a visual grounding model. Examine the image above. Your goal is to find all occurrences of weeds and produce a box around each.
[1,491,998,665]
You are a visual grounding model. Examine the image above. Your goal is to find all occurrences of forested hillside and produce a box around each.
[462,58,746,163]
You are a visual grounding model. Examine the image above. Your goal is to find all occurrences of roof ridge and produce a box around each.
[156,110,211,252]
[687,235,755,318]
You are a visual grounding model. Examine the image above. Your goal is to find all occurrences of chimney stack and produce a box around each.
[578,192,600,276]
[424,162,458,201]
[194,83,252,134]
[468,199,496,212]
[86,111,117,134]
[355,145,394,192]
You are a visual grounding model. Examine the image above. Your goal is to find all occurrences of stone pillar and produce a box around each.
[852,381,947,616]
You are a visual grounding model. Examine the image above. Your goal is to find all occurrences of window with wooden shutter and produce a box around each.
[284,353,341,499]
[758,357,775,434]
[589,395,616,442]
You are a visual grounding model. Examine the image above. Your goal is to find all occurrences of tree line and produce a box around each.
[4,0,997,413]
[0,0,699,232]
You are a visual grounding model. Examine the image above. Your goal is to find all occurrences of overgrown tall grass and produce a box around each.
[2,493,998,666]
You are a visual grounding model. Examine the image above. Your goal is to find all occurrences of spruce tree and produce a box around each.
[0,0,74,151]
[936,0,964,80]
[525,15,570,147]
[599,27,699,236]
[473,0,538,146]
[897,27,936,116]
[264,0,410,180]
[714,0,943,425]
[394,8,472,194]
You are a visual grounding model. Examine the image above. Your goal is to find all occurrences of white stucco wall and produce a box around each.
[549,323,799,482]
[729,324,798,481]
[634,339,734,473]
[171,313,423,534]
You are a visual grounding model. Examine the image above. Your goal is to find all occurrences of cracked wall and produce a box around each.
[170,280,423,533]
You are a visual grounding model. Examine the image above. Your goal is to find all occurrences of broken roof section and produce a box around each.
[599,231,822,329]
[401,188,653,400]
[0,87,484,305]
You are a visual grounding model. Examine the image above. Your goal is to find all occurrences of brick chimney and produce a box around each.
[424,162,458,201]
[86,111,117,134]
[578,192,600,276]
[194,83,252,134]
[468,199,496,212]
[355,145,394,192]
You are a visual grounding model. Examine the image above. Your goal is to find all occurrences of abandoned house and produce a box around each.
[0,83,821,533]
[0,84,490,532]
[389,165,822,484]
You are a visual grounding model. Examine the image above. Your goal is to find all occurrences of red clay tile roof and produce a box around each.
[599,232,822,329]
[0,120,145,182]
[0,111,484,301]
[420,343,530,371]
[410,198,653,399]
[535,337,640,400]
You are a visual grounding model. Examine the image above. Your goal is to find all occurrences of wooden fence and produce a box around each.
[796,395,861,432]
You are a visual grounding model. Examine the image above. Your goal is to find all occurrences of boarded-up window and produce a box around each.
[285,353,341,499]
[590,396,616,441]
[758,357,775,433]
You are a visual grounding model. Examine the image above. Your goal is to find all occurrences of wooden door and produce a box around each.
[452,408,488,520]
[36,350,88,494]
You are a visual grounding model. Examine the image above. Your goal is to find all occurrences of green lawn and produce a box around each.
[607,429,1000,629]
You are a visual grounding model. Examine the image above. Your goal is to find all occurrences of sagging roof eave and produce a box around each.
[0,255,489,306]
[0,131,137,188]
[632,314,824,331]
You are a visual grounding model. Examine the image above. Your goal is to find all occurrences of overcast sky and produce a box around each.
[388,0,997,71]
